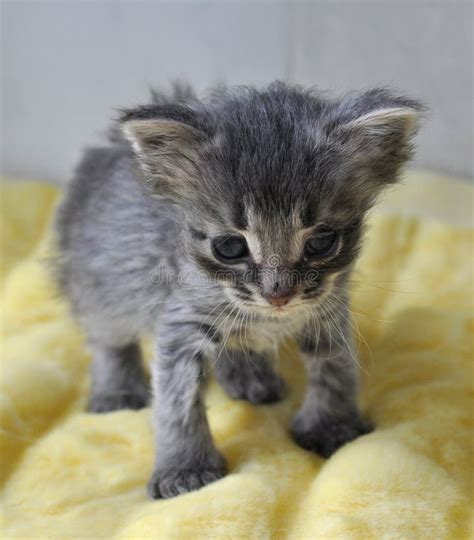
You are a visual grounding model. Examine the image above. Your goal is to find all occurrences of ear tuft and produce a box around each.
[345,106,420,139]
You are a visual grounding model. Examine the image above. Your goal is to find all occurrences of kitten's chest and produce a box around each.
[218,311,307,354]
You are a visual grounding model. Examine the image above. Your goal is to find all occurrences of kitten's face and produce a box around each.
[121,83,421,317]
[184,186,364,318]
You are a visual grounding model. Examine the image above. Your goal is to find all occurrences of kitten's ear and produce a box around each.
[120,110,208,200]
[332,90,424,189]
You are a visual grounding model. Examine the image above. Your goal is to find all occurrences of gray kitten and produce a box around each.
[55,82,422,499]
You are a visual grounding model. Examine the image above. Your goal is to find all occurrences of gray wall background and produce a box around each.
[1,0,473,184]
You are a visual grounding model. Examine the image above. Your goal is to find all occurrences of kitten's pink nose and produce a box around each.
[264,293,293,307]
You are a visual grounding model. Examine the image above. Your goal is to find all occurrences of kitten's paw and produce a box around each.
[291,413,373,458]
[236,371,287,404]
[215,355,286,404]
[88,388,149,413]
[148,462,227,499]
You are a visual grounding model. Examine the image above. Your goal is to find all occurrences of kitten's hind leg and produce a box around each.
[214,346,286,404]
[88,342,149,413]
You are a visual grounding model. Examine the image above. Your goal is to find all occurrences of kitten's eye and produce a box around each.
[305,231,338,257]
[212,235,249,261]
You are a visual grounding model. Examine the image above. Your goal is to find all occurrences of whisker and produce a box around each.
[206,304,240,375]
[326,293,375,371]
[192,301,233,369]
[346,279,422,295]
[322,296,371,375]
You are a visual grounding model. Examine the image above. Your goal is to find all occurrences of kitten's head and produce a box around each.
[121,82,422,317]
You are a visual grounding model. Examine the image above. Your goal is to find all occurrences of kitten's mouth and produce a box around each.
[247,300,309,318]
[265,306,298,318]
[227,285,328,318]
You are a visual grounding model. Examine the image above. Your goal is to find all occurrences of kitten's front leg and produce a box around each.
[291,310,372,458]
[148,317,226,499]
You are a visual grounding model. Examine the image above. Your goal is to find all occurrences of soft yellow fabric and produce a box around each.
[1,173,473,539]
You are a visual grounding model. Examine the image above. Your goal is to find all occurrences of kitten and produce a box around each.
[55,82,422,499]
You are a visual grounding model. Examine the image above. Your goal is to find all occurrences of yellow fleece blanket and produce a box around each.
[1,172,473,539]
